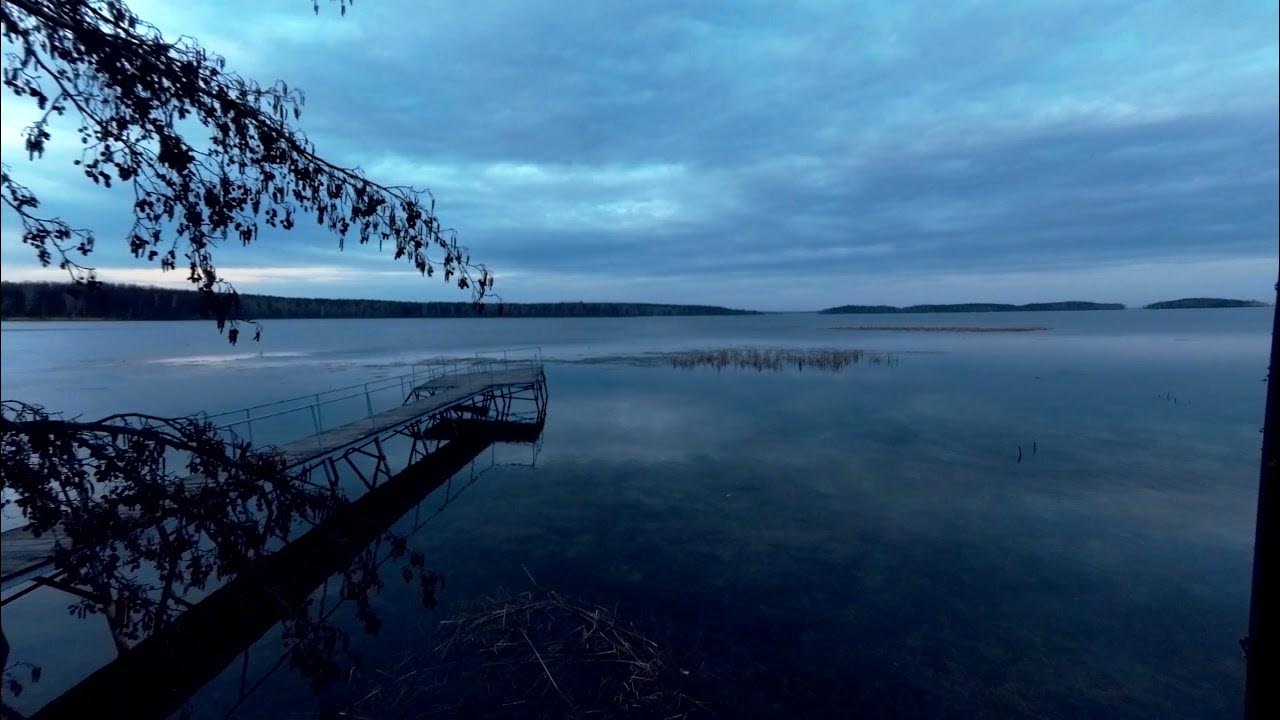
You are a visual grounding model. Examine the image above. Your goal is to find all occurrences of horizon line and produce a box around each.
[0,280,1272,313]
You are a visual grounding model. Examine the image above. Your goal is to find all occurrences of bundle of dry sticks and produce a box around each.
[342,588,704,719]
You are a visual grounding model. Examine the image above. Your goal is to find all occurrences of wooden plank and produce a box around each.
[273,366,538,465]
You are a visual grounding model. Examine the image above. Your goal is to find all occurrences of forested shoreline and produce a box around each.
[0,282,758,320]
[4,283,1267,321]
[1143,298,1267,309]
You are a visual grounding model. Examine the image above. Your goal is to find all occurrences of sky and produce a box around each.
[1,0,1276,310]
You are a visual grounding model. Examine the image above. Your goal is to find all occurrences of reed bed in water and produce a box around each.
[831,325,1046,332]
[344,589,703,719]
[667,347,896,372]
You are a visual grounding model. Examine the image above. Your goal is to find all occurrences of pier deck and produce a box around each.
[1,360,547,587]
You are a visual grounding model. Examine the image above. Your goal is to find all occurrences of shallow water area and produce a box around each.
[0,308,1268,718]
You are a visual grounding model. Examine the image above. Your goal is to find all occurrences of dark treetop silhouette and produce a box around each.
[0,0,489,343]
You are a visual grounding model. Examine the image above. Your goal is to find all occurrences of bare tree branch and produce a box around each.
[1,0,494,343]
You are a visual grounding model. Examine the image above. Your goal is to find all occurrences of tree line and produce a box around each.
[0,282,758,320]
[1143,298,1267,310]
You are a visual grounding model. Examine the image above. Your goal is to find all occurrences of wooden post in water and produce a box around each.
[1244,272,1278,720]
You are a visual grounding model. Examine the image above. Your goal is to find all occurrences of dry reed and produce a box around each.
[830,325,1046,332]
[666,347,895,372]
[342,589,703,719]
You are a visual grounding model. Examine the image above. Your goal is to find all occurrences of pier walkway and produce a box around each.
[0,352,548,589]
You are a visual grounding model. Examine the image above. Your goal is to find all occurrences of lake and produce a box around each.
[0,308,1269,718]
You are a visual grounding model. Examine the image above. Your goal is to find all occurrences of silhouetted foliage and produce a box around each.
[280,541,441,692]
[0,401,440,700]
[0,281,760,320]
[0,0,490,343]
[0,401,333,651]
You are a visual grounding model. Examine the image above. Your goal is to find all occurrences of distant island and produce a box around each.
[6,282,1266,321]
[1143,298,1268,310]
[0,282,759,320]
[819,301,1125,314]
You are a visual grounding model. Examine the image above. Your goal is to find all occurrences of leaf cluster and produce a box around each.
[1,0,492,343]
[1,400,338,646]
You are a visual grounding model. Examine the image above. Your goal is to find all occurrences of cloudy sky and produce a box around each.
[2,0,1276,309]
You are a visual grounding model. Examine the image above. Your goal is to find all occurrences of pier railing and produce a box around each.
[202,349,542,449]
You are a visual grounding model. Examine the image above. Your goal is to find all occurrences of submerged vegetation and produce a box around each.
[821,301,1124,314]
[666,348,896,372]
[831,325,1047,332]
[345,587,701,719]
[571,348,898,372]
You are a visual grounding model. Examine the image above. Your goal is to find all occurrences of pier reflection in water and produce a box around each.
[0,359,547,719]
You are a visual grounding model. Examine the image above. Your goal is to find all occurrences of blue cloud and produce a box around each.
[2,0,1276,307]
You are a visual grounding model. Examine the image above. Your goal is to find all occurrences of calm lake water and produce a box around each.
[0,308,1270,718]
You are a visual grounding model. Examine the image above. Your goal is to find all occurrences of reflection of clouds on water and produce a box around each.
[440,429,1251,717]
[148,351,310,366]
[544,392,749,463]
[2,312,1269,719]
[538,362,1259,561]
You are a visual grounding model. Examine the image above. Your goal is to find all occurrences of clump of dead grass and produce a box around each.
[342,588,704,719]
[667,347,895,372]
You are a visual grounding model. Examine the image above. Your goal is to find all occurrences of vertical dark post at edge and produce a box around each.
[1244,273,1279,720]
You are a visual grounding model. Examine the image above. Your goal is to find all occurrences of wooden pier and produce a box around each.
[0,355,548,590]
[270,364,544,465]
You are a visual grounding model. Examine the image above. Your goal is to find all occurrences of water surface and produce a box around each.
[0,309,1268,718]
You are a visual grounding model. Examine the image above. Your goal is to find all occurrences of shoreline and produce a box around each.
[5,305,1274,324]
